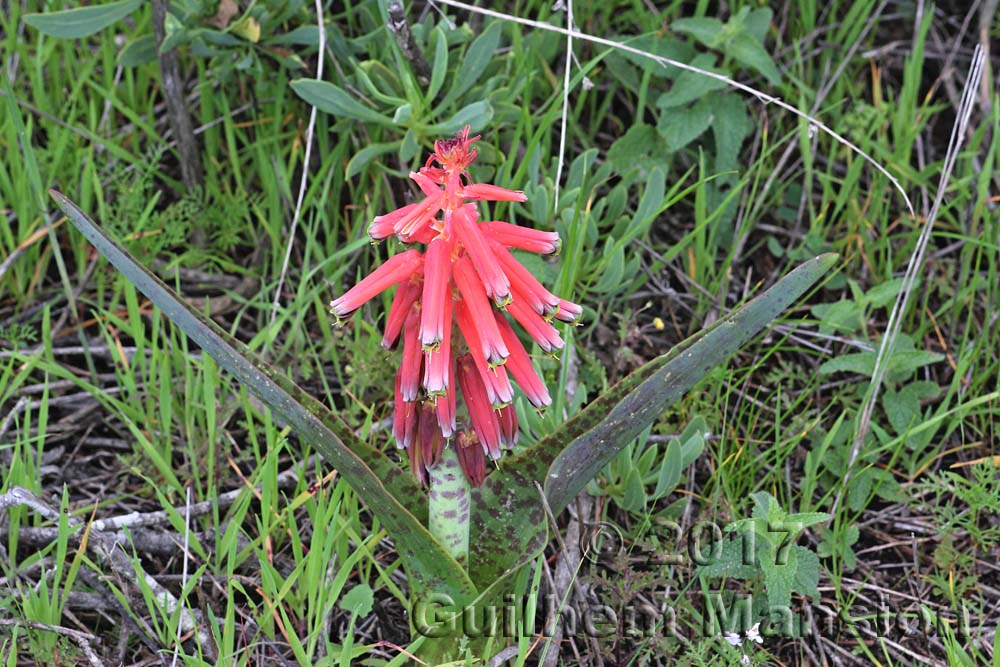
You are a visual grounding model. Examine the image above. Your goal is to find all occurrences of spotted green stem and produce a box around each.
[428,445,471,568]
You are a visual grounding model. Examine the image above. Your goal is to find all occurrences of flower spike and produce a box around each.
[330,125,580,486]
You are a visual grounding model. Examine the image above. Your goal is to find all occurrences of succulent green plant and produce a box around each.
[51,189,835,660]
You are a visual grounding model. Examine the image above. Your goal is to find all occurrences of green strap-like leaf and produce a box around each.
[24,0,143,39]
[50,190,476,605]
[468,254,837,586]
[544,254,838,512]
[289,79,393,126]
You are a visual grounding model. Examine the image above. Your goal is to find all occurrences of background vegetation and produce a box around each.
[1,1,998,665]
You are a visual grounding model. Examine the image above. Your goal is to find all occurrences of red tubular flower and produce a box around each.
[331,125,582,486]
[452,205,511,306]
[555,298,583,323]
[458,354,502,459]
[454,300,514,407]
[506,294,564,352]
[454,432,485,487]
[423,295,452,397]
[436,357,457,438]
[462,183,527,202]
[382,277,420,349]
[480,221,561,255]
[452,256,509,366]
[497,404,518,448]
[494,312,552,409]
[399,305,423,402]
[490,241,560,315]
[419,238,452,350]
[330,249,423,318]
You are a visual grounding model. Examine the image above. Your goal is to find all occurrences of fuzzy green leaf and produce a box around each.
[50,190,477,606]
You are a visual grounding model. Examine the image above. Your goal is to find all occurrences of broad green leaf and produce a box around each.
[50,191,477,606]
[24,0,142,39]
[725,33,781,85]
[610,35,694,79]
[712,94,753,175]
[592,240,625,293]
[655,54,729,109]
[760,542,796,609]
[883,380,939,434]
[629,166,666,240]
[865,276,909,308]
[345,141,401,180]
[264,25,321,46]
[467,254,837,587]
[697,536,757,579]
[791,545,821,600]
[671,16,724,49]
[751,490,784,525]
[606,123,669,174]
[118,35,157,67]
[784,512,831,530]
[652,439,682,499]
[621,466,647,512]
[658,96,714,151]
[400,128,420,162]
[339,584,374,617]
[426,25,449,103]
[290,79,392,126]
[439,20,502,109]
[429,100,493,135]
[678,416,707,467]
[742,8,773,44]
[818,351,875,376]
[888,349,945,380]
[392,103,413,124]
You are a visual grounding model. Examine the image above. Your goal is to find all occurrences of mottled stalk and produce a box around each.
[428,446,471,567]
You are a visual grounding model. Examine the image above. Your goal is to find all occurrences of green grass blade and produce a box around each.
[467,254,838,586]
[49,189,477,605]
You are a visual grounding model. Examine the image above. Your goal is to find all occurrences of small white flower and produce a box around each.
[551,0,566,10]
[740,654,752,666]
[723,631,742,647]
[582,76,594,90]
[746,622,763,644]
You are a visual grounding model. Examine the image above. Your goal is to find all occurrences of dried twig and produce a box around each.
[0,486,216,659]
[0,618,107,667]
[534,481,593,667]
[151,0,203,192]
[387,2,431,84]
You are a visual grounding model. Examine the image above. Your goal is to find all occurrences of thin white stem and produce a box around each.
[434,0,915,221]
[553,0,573,211]
[169,485,192,667]
[837,45,985,505]
[270,0,327,327]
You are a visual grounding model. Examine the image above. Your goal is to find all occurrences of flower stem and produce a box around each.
[428,445,471,568]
